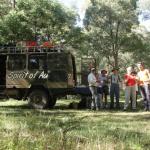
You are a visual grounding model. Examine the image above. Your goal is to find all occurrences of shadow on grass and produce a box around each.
[0,104,29,109]
[0,99,149,120]
[0,103,78,119]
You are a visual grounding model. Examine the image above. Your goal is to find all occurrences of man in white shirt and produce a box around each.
[88,68,99,110]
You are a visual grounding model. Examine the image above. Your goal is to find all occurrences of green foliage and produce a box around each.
[133,0,150,66]
[130,0,138,9]
[0,0,12,18]
[0,0,81,45]
[132,36,150,67]
[84,0,139,68]
[0,10,33,42]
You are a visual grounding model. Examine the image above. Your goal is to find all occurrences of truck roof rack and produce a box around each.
[0,46,63,54]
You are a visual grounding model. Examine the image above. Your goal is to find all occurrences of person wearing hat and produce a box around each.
[88,68,99,110]
[109,68,121,109]
[99,69,109,108]
[137,62,150,111]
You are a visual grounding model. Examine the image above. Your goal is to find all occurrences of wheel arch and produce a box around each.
[25,85,52,99]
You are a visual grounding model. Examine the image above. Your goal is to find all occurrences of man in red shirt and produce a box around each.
[124,66,137,110]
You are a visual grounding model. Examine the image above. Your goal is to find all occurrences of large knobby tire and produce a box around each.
[28,90,49,109]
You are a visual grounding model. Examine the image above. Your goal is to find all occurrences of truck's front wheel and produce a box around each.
[28,90,49,109]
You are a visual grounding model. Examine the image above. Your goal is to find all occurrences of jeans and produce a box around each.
[101,85,109,106]
[124,85,136,109]
[139,84,150,110]
[89,86,100,109]
[110,83,120,108]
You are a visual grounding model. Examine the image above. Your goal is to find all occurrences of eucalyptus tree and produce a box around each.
[0,0,13,18]
[133,0,150,66]
[84,0,138,68]
[0,0,79,45]
[0,0,15,42]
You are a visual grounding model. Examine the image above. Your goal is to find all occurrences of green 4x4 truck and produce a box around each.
[0,46,97,109]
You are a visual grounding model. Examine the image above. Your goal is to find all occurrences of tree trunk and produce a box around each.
[113,53,119,69]
[13,0,16,8]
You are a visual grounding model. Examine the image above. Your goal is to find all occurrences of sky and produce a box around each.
[139,10,150,32]
[58,0,89,27]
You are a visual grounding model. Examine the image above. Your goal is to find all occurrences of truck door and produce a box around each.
[47,53,76,88]
[28,53,47,84]
[47,53,68,88]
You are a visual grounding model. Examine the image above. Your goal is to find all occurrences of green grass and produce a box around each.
[0,99,150,150]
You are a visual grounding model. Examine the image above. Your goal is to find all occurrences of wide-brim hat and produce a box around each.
[91,67,95,71]
[101,69,107,74]
[112,68,119,72]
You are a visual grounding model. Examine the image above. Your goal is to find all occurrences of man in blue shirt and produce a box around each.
[109,68,121,109]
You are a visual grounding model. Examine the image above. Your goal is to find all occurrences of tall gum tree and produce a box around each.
[84,0,138,69]
[130,0,150,66]
[0,0,79,45]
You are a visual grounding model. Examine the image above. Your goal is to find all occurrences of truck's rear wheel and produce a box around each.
[28,90,49,109]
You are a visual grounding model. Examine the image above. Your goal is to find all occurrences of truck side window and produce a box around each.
[47,54,68,69]
[28,55,46,70]
[29,58,39,70]
[8,55,26,70]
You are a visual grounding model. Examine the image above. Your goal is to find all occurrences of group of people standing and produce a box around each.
[87,62,150,111]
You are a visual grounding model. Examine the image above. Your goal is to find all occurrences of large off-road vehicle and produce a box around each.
[0,46,77,108]
[0,43,99,109]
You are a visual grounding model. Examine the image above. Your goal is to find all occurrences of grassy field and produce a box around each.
[0,99,150,150]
